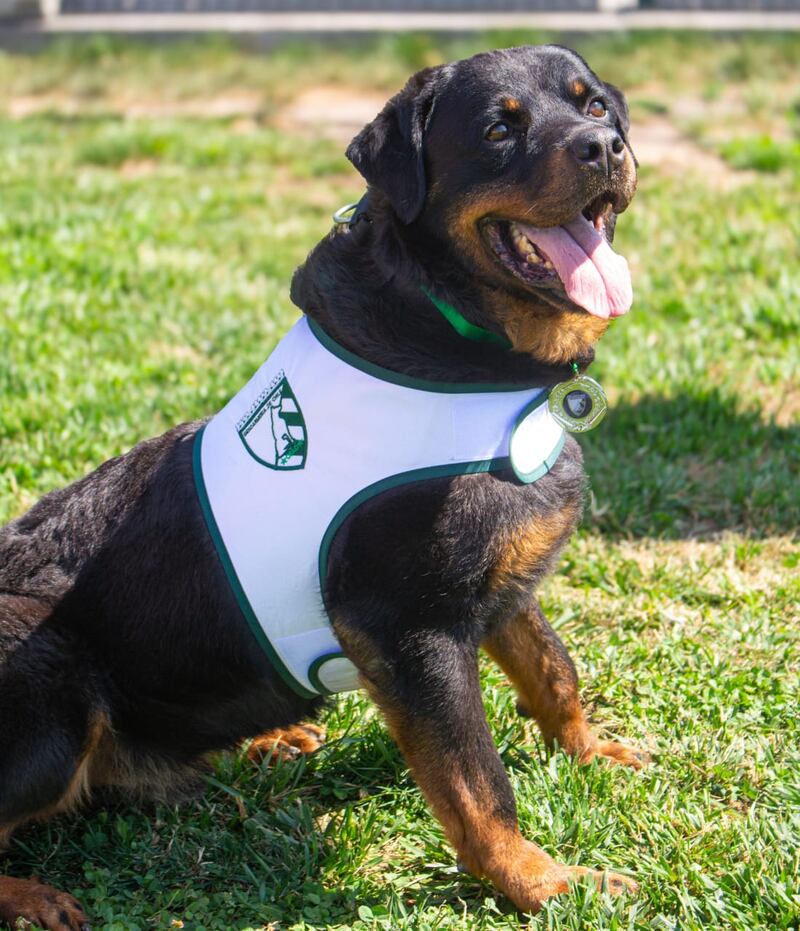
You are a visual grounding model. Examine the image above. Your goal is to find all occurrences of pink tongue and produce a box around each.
[518,214,633,319]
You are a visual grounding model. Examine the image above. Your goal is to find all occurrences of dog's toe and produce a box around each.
[0,877,89,931]
[589,740,651,770]
[248,722,326,763]
[567,866,638,897]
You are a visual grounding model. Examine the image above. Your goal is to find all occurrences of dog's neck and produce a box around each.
[290,212,595,388]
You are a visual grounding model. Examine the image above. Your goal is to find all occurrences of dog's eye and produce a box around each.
[588,99,607,118]
[486,122,511,142]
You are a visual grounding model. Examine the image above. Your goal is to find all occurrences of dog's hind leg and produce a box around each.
[483,601,649,769]
[0,597,100,931]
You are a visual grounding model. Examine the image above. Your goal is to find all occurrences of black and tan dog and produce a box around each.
[0,45,647,929]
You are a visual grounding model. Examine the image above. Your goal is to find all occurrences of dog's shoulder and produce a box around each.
[327,434,585,636]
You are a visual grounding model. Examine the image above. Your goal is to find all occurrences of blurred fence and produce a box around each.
[3,0,799,27]
[55,0,800,12]
[61,0,600,11]
[642,0,799,8]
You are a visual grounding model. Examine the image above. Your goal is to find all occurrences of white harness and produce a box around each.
[194,316,565,697]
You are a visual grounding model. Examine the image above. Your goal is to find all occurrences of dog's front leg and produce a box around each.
[483,601,649,769]
[345,627,637,913]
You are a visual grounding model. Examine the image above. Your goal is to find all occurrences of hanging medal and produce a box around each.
[548,363,609,433]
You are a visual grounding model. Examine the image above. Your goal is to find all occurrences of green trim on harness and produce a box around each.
[307,651,349,695]
[192,425,318,700]
[306,317,532,394]
[316,426,565,646]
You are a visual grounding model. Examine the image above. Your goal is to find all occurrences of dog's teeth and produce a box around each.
[526,252,542,264]
[543,259,554,269]
[512,232,535,255]
[511,230,533,254]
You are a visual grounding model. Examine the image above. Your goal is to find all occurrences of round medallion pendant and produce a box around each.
[548,375,608,433]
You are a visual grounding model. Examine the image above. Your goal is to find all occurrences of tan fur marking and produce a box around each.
[89,726,207,802]
[484,609,650,769]
[54,712,109,815]
[490,503,581,592]
[485,609,591,754]
[572,80,586,97]
[0,712,110,847]
[492,295,610,364]
[445,162,585,255]
[366,683,637,911]
[502,97,522,112]
[248,723,326,762]
[330,619,388,688]
[0,876,89,930]
[374,692,552,885]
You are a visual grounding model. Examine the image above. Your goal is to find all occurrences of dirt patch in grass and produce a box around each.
[126,94,266,120]
[757,382,800,428]
[5,83,385,149]
[630,117,754,190]
[7,93,82,118]
[272,85,386,143]
[147,340,206,366]
[119,158,160,179]
[5,83,764,195]
[5,92,267,120]
[265,166,355,215]
[613,535,799,595]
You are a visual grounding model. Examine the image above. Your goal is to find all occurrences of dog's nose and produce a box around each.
[570,128,626,175]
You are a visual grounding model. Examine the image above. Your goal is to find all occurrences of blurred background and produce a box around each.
[0,8,798,931]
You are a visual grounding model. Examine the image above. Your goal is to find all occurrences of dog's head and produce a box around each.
[346,45,638,362]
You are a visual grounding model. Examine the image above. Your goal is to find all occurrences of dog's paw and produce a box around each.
[0,876,90,931]
[247,723,326,763]
[566,865,639,896]
[497,850,638,914]
[587,740,651,770]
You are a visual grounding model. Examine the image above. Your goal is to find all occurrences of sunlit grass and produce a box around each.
[0,34,798,931]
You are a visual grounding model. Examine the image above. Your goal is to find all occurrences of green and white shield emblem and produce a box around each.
[236,372,307,470]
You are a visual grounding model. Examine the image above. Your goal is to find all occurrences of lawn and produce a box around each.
[0,32,798,931]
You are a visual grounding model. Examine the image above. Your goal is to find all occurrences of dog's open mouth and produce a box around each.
[483,198,633,319]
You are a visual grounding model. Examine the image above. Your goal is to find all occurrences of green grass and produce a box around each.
[1,34,799,931]
[719,136,800,175]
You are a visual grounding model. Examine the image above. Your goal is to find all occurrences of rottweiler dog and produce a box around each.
[0,44,646,929]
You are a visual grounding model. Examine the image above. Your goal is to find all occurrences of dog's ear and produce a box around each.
[346,67,442,224]
[604,82,631,140]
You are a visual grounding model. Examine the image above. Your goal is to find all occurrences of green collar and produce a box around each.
[421,287,512,350]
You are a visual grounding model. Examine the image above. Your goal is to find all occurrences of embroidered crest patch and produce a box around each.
[236,371,307,470]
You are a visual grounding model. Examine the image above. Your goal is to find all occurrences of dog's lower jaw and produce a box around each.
[487,291,610,365]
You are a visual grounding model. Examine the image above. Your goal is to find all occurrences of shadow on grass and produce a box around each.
[4,728,491,929]
[3,391,796,927]
[581,388,800,540]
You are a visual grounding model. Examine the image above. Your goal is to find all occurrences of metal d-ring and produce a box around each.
[332,202,360,227]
